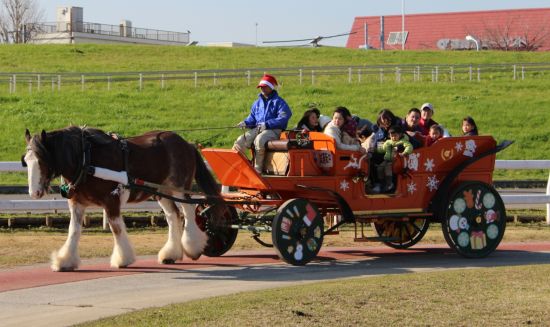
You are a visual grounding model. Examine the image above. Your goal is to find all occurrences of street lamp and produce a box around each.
[466,35,479,51]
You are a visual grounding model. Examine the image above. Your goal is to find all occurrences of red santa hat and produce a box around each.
[257,74,278,90]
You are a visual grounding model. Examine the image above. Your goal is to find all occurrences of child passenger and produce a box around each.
[375,125,413,193]
[462,116,479,136]
[426,124,444,146]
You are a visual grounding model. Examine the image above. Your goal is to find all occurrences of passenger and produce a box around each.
[296,108,323,132]
[401,108,424,149]
[418,103,438,136]
[426,124,444,146]
[233,74,292,173]
[337,106,358,145]
[362,109,401,193]
[324,107,366,152]
[363,109,401,154]
[462,116,479,136]
[374,125,413,193]
[352,114,374,134]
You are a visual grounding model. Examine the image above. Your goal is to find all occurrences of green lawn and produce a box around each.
[80,264,550,327]
[1,45,550,182]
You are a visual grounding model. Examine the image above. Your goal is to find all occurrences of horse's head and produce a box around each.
[23,129,54,199]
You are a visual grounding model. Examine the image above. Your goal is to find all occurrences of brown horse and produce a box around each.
[23,126,223,271]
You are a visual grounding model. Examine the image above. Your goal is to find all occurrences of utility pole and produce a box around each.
[255,22,258,47]
[401,0,405,50]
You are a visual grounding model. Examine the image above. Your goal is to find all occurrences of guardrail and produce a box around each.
[1,62,549,94]
[1,160,549,224]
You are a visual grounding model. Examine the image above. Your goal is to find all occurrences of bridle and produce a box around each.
[22,129,91,198]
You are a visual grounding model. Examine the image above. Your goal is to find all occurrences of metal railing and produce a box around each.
[28,21,190,43]
[1,62,549,94]
[1,160,549,224]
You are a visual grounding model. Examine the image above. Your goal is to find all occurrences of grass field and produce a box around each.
[1,45,550,184]
[79,264,550,327]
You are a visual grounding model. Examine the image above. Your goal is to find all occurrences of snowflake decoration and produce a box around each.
[426,175,439,192]
[455,142,464,152]
[340,179,350,191]
[407,181,417,194]
[463,139,477,157]
[406,153,420,171]
[424,158,435,172]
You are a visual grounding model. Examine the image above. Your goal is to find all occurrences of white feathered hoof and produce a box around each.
[110,245,136,268]
[50,250,81,272]
[158,242,183,264]
[181,226,208,260]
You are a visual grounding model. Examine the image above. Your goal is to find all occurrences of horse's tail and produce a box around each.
[194,148,226,212]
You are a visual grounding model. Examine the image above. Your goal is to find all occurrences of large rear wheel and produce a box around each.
[441,181,506,258]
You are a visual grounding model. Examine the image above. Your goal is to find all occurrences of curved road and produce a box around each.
[1,242,550,326]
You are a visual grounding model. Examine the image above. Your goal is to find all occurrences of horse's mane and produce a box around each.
[30,126,116,179]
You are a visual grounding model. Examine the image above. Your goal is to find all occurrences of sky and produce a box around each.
[38,0,550,46]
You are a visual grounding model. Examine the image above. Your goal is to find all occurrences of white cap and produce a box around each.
[421,103,434,113]
[319,115,331,129]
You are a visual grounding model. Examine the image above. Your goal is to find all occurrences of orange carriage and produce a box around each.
[201,131,512,265]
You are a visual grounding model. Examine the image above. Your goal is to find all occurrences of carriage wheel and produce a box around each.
[441,181,506,258]
[196,205,239,257]
[272,198,324,266]
[372,217,429,249]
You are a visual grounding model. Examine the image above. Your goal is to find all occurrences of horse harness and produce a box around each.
[60,131,130,199]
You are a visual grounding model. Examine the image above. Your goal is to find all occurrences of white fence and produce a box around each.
[2,62,550,94]
[1,160,549,224]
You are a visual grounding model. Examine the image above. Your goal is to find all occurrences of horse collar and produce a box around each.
[60,131,92,198]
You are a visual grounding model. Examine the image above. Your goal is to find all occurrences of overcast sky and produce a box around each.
[39,0,550,46]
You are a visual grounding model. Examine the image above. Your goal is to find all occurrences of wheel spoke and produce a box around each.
[397,222,405,245]
[411,219,423,233]
[404,223,413,241]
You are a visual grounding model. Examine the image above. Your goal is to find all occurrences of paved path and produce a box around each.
[1,243,550,327]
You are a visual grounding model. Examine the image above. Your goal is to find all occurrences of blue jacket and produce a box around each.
[244,91,292,130]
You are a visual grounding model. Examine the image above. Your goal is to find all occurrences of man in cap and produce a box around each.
[234,74,292,173]
[418,102,438,136]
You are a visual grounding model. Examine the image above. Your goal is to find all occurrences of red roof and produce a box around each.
[346,7,550,51]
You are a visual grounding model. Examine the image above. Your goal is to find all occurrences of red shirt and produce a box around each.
[418,118,438,136]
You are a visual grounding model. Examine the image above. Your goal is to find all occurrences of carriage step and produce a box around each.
[324,230,339,235]
[354,236,399,242]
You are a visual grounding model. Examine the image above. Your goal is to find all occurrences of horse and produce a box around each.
[23,126,224,272]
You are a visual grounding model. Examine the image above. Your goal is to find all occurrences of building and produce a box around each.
[29,7,191,46]
[206,42,254,47]
[346,8,550,51]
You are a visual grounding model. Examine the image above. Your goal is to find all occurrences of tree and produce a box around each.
[473,15,550,51]
[0,0,44,43]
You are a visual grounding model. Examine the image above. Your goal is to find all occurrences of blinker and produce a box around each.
[21,155,27,167]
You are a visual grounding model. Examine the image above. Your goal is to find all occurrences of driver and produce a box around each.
[233,74,292,173]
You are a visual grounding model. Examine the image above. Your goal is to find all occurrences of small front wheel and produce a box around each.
[441,181,506,258]
[197,205,239,257]
[272,198,324,266]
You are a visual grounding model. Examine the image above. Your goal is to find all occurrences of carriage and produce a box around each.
[200,131,512,265]
[23,127,512,270]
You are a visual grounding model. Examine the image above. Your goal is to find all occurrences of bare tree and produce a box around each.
[0,0,44,43]
[474,15,550,51]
